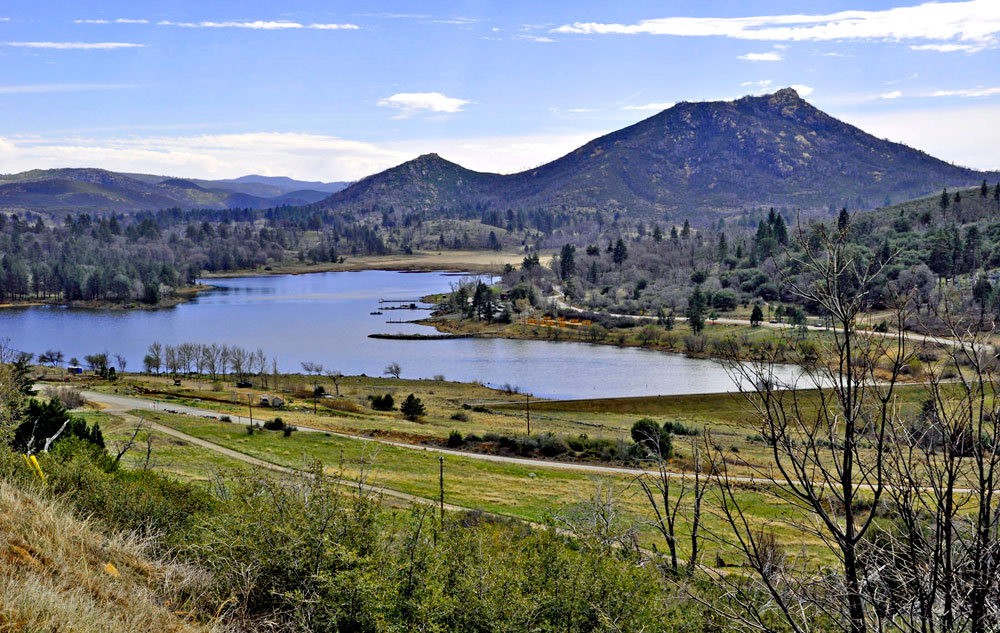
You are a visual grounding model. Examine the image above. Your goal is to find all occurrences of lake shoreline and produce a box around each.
[199,250,543,279]
[0,283,217,311]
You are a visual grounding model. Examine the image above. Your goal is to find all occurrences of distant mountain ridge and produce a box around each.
[0,169,349,214]
[320,88,996,218]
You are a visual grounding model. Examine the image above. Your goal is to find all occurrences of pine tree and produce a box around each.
[716,232,728,259]
[838,208,850,233]
[652,225,663,242]
[981,179,989,198]
[750,304,764,327]
[559,243,576,281]
[686,286,707,335]
[940,188,950,217]
[612,238,628,269]
[680,219,691,239]
[400,394,425,421]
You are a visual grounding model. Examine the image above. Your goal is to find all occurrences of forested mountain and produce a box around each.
[320,88,995,220]
[0,168,348,214]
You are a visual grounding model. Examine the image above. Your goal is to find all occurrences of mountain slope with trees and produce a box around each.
[0,168,348,214]
[321,88,994,220]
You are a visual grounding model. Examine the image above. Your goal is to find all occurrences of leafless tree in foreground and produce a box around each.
[707,219,910,633]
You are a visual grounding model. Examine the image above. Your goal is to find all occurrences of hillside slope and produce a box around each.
[0,478,209,633]
[0,169,348,214]
[321,88,995,219]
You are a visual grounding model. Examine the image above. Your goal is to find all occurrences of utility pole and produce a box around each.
[248,394,254,431]
[438,456,445,521]
[525,393,531,436]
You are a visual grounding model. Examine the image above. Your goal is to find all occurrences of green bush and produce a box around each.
[447,430,464,447]
[370,394,395,411]
[263,417,285,431]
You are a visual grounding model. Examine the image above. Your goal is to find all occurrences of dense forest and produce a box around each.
[2,180,999,319]
[491,181,1000,333]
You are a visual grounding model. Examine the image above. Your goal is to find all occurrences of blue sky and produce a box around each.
[1,0,999,180]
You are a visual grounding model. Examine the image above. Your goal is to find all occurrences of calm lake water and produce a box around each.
[0,270,801,399]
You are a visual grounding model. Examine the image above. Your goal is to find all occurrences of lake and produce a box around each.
[0,270,802,399]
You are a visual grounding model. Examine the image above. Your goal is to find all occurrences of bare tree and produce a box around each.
[633,424,707,574]
[709,219,908,633]
[384,362,402,379]
[113,353,127,375]
[111,417,147,465]
[325,369,343,396]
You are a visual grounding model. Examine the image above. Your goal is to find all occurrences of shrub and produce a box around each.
[45,386,85,409]
[450,411,471,422]
[662,420,699,437]
[370,394,395,411]
[447,430,464,447]
[263,417,286,431]
[282,425,296,437]
[220,415,232,423]
[630,418,672,458]
[536,433,568,457]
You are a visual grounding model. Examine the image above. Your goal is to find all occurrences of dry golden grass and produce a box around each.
[0,478,213,633]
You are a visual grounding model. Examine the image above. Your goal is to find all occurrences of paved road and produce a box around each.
[549,290,971,350]
[81,388,968,494]
[92,394,497,516]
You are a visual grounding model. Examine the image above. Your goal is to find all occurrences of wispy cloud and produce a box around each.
[0,130,606,180]
[0,83,133,94]
[910,43,982,52]
[517,34,555,43]
[377,92,471,116]
[552,1,1000,52]
[738,52,782,61]
[621,102,675,111]
[741,79,773,89]
[157,20,359,30]
[74,18,149,24]
[790,84,814,97]
[881,90,903,99]
[931,86,1000,97]
[3,41,145,49]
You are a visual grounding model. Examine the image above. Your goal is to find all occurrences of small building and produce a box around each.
[67,366,83,375]
[269,396,285,409]
[259,396,270,406]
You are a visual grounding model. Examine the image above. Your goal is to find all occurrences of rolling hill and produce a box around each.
[0,168,348,214]
[320,88,997,219]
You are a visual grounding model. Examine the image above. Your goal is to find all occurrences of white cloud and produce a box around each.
[621,101,675,111]
[0,83,133,94]
[377,92,471,116]
[517,34,555,42]
[309,23,360,30]
[563,107,597,113]
[2,41,144,49]
[552,0,1000,51]
[0,130,608,180]
[841,105,1000,170]
[881,90,903,99]
[930,86,1000,97]
[738,52,782,61]
[75,18,149,24]
[790,84,814,96]
[740,79,773,88]
[820,51,853,57]
[157,20,359,30]
[910,43,981,52]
